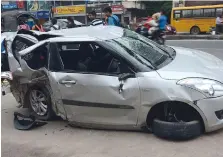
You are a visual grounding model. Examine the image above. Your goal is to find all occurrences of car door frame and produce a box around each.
[47,40,142,127]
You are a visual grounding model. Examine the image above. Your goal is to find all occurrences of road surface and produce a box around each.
[2,40,223,157]
[167,40,223,59]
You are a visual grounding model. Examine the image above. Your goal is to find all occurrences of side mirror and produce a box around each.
[118,73,135,81]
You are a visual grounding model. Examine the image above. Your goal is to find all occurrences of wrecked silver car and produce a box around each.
[2,26,223,140]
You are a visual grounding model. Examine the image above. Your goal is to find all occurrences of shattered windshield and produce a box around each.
[107,29,169,69]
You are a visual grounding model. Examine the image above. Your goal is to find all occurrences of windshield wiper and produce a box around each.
[158,46,174,60]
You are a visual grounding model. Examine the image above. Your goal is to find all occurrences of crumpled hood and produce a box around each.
[157,46,223,82]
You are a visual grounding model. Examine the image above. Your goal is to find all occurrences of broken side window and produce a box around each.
[21,44,49,70]
[11,35,36,64]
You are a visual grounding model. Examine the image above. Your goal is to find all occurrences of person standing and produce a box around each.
[27,18,35,30]
[103,6,120,26]
[50,18,60,30]
[88,11,104,26]
[67,17,76,28]
[32,20,45,32]
[17,19,30,31]
[216,15,223,34]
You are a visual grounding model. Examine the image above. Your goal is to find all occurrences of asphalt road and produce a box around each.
[167,40,223,59]
[2,40,223,157]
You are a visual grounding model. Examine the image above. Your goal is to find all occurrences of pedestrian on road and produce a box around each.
[103,6,120,26]
[88,11,104,26]
[17,18,30,31]
[216,14,223,34]
[32,20,45,32]
[50,18,60,31]
[67,17,76,28]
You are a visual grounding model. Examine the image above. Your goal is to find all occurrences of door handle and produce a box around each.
[60,80,76,84]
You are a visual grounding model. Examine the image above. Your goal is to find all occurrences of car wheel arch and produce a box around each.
[23,82,58,120]
[145,101,207,132]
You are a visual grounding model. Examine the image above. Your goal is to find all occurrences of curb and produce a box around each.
[166,35,223,40]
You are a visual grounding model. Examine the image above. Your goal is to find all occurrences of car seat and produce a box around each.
[77,43,94,71]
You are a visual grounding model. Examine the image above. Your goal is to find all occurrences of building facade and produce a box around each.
[173,0,223,8]
[1,0,146,24]
[1,0,26,12]
[52,0,145,24]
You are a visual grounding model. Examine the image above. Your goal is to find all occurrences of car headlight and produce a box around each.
[177,78,223,97]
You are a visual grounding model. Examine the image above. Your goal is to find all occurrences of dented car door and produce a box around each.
[47,42,141,126]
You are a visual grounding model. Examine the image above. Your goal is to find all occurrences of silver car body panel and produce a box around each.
[3,27,223,132]
[157,46,223,82]
[48,72,140,126]
[136,72,208,127]
[197,96,223,132]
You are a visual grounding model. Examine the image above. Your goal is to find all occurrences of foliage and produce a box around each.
[143,1,172,16]
[143,1,172,23]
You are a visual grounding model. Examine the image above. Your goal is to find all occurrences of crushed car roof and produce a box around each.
[33,26,124,41]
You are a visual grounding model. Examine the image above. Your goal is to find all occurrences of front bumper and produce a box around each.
[197,96,223,132]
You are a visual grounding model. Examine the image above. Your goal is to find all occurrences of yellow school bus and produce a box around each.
[171,5,223,34]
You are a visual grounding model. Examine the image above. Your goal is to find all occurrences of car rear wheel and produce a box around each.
[190,26,200,35]
[27,85,55,120]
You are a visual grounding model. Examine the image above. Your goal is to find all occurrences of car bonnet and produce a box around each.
[156,46,223,82]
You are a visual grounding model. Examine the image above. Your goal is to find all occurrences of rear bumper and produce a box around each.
[197,96,223,132]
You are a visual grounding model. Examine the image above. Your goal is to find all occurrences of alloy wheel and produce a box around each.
[29,90,48,116]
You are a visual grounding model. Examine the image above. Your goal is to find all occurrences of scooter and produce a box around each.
[136,25,166,45]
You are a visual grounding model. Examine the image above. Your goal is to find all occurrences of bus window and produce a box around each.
[204,9,215,17]
[193,9,204,17]
[216,8,223,16]
[182,10,192,18]
[174,10,181,19]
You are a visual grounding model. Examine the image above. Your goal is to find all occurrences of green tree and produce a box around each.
[143,1,172,22]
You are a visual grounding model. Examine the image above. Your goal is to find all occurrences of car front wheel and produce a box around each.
[148,102,203,140]
[27,85,55,120]
[152,119,202,140]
